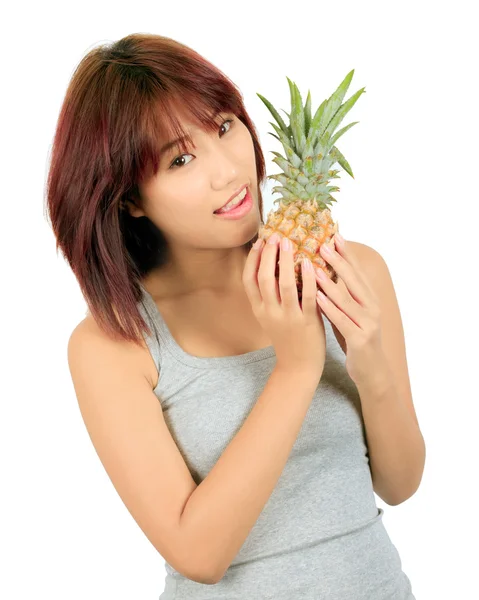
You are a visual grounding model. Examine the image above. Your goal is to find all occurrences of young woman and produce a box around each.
[50,33,418,599]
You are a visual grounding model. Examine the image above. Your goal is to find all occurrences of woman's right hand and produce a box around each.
[243,233,326,379]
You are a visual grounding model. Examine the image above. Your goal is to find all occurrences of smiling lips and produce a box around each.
[214,186,248,213]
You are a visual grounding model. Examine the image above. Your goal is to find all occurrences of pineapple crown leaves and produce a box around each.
[305,69,362,149]
[286,77,307,155]
[268,172,340,200]
[256,92,289,138]
[304,90,312,138]
[268,122,302,168]
[257,69,365,183]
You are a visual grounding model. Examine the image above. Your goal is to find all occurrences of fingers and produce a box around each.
[257,234,281,307]
[301,257,318,318]
[278,236,300,312]
[242,239,265,309]
[243,234,315,320]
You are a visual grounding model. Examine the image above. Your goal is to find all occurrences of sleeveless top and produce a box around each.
[137,284,416,600]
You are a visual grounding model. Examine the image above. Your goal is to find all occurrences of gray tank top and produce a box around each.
[137,284,416,600]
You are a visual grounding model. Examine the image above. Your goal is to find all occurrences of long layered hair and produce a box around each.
[45,33,267,347]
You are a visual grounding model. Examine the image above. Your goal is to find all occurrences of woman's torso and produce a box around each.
[130,281,415,600]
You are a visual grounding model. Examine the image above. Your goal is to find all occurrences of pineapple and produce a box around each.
[256,69,366,303]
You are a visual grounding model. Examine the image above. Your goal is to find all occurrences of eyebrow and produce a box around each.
[159,109,223,155]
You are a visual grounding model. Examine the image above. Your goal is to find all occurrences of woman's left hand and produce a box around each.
[314,234,386,387]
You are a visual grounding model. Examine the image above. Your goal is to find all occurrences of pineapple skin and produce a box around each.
[258,199,339,302]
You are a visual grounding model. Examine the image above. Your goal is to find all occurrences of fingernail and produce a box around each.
[268,233,279,245]
[335,232,344,246]
[302,258,312,271]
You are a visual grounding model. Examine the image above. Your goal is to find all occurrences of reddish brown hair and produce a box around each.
[45,33,266,347]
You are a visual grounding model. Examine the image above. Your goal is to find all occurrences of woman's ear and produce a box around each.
[124,186,146,218]
[125,200,145,218]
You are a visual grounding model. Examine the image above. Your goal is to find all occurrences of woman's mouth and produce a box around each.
[213,187,253,219]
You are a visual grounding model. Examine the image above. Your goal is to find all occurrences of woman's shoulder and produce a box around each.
[70,314,159,391]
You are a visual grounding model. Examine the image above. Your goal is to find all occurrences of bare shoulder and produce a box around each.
[342,239,379,263]
[341,239,386,286]
[68,314,159,391]
[342,239,391,293]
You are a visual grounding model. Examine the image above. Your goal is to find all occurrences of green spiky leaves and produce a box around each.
[286,76,306,155]
[257,69,365,207]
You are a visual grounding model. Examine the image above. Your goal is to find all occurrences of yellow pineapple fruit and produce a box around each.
[256,69,366,303]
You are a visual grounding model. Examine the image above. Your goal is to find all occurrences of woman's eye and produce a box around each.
[219,118,233,137]
[169,154,193,169]
[169,118,234,169]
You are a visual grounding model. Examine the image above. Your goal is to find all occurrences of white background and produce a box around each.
[2,1,478,598]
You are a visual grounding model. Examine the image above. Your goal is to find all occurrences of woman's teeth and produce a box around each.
[217,187,247,213]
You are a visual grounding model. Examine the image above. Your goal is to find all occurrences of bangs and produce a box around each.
[142,86,241,177]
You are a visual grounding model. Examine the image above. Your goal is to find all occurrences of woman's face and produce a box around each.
[130,110,261,254]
